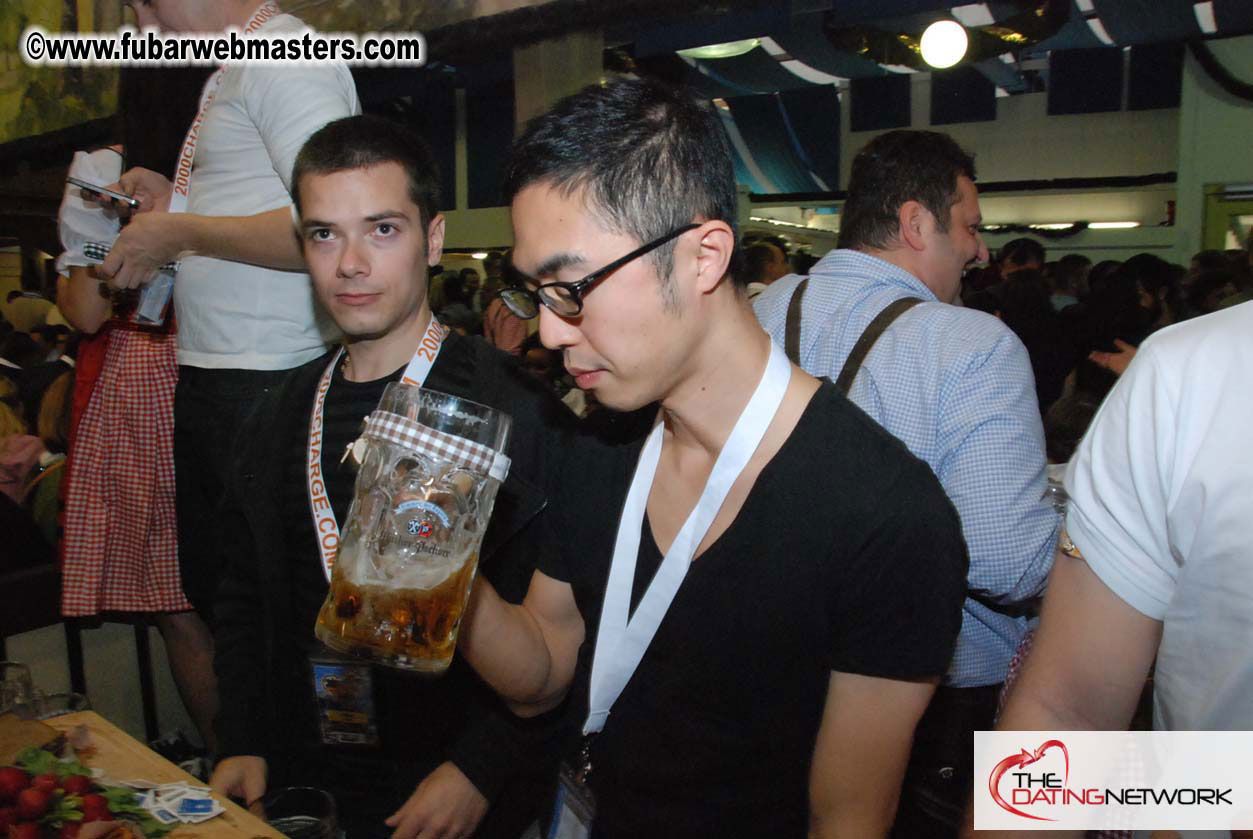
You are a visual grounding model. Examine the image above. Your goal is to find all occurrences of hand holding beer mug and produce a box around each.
[315,386,511,674]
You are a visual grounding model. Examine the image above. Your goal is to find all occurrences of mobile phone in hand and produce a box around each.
[67,175,140,209]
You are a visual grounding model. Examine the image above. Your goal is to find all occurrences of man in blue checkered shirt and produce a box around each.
[754,130,1059,838]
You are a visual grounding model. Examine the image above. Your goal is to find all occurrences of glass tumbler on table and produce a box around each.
[0,662,36,718]
[263,786,337,839]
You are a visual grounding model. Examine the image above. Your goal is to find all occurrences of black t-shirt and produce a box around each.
[544,382,968,839]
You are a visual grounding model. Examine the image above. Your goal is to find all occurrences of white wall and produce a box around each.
[839,74,1180,186]
[1175,35,1253,260]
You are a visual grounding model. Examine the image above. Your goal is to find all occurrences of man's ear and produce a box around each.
[693,220,736,294]
[897,200,929,253]
[426,213,446,266]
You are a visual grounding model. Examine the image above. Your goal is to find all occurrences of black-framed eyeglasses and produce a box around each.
[499,223,700,319]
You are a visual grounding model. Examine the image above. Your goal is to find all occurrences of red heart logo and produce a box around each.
[988,739,1070,821]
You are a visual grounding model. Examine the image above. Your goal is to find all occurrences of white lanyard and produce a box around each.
[305,316,450,581]
[583,341,792,736]
[168,1,281,214]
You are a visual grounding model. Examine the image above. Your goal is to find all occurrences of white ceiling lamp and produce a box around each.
[677,39,761,60]
[920,20,968,69]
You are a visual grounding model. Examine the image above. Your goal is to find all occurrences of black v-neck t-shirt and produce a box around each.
[545,382,968,838]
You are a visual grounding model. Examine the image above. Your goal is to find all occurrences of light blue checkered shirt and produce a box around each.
[755,249,1059,687]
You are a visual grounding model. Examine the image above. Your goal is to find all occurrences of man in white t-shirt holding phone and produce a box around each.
[92,0,359,755]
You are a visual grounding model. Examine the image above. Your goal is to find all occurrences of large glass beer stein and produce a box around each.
[315,385,511,674]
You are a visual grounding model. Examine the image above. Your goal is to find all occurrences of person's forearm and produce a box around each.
[182,206,305,270]
[962,687,1090,839]
[457,579,569,715]
[57,270,111,334]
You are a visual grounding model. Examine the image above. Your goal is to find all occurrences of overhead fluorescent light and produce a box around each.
[1024,222,1141,231]
[471,252,489,259]
[749,216,814,230]
[1193,1,1218,35]
[677,39,760,60]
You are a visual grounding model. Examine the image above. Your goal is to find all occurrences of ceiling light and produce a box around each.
[1088,222,1140,229]
[677,39,761,60]
[749,216,812,230]
[471,252,488,259]
[920,20,968,69]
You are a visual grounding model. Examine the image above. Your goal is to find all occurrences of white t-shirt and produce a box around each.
[1065,301,1253,731]
[174,12,359,370]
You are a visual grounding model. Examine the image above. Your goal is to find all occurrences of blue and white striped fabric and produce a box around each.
[754,249,1059,688]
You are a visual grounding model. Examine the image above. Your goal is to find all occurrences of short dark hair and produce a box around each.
[838,130,976,252]
[292,114,440,234]
[503,75,743,292]
[742,243,780,285]
[1000,237,1046,269]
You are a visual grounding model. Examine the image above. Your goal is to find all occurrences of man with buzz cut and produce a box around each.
[207,114,572,839]
[456,75,970,838]
[753,129,1058,837]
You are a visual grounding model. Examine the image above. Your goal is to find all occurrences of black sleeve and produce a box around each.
[445,353,577,797]
[827,459,969,680]
[442,510,572,799]
[211,410,275,760]
[447,699,573,801]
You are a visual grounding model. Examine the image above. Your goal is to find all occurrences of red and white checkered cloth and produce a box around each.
[61,324,189,616]
[364,410,510,480]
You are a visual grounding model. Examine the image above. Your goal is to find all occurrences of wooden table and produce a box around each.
[44,712,284,839]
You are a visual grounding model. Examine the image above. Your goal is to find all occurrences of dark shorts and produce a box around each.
[174,365,291,624]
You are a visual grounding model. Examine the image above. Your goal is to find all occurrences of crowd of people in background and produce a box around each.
[737,230,1253,477]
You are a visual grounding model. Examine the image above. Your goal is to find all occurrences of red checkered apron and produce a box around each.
[61,318,189,615]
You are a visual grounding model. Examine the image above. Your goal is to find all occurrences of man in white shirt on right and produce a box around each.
[984,301,1253,838]
[97,0,359,753]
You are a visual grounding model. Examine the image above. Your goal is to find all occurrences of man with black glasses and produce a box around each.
[458,76,970,838]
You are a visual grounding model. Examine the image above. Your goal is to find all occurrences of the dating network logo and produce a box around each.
[989,739,1071,821]
[976,731,1243,831]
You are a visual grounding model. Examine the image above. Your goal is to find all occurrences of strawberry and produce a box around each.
[77,795,106,812]
[9,822,40,839]
[57,778,90,798]
[14,788,49,821]
[78,795,109,823]
[0,770,28,804]
[29,777,56,796]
